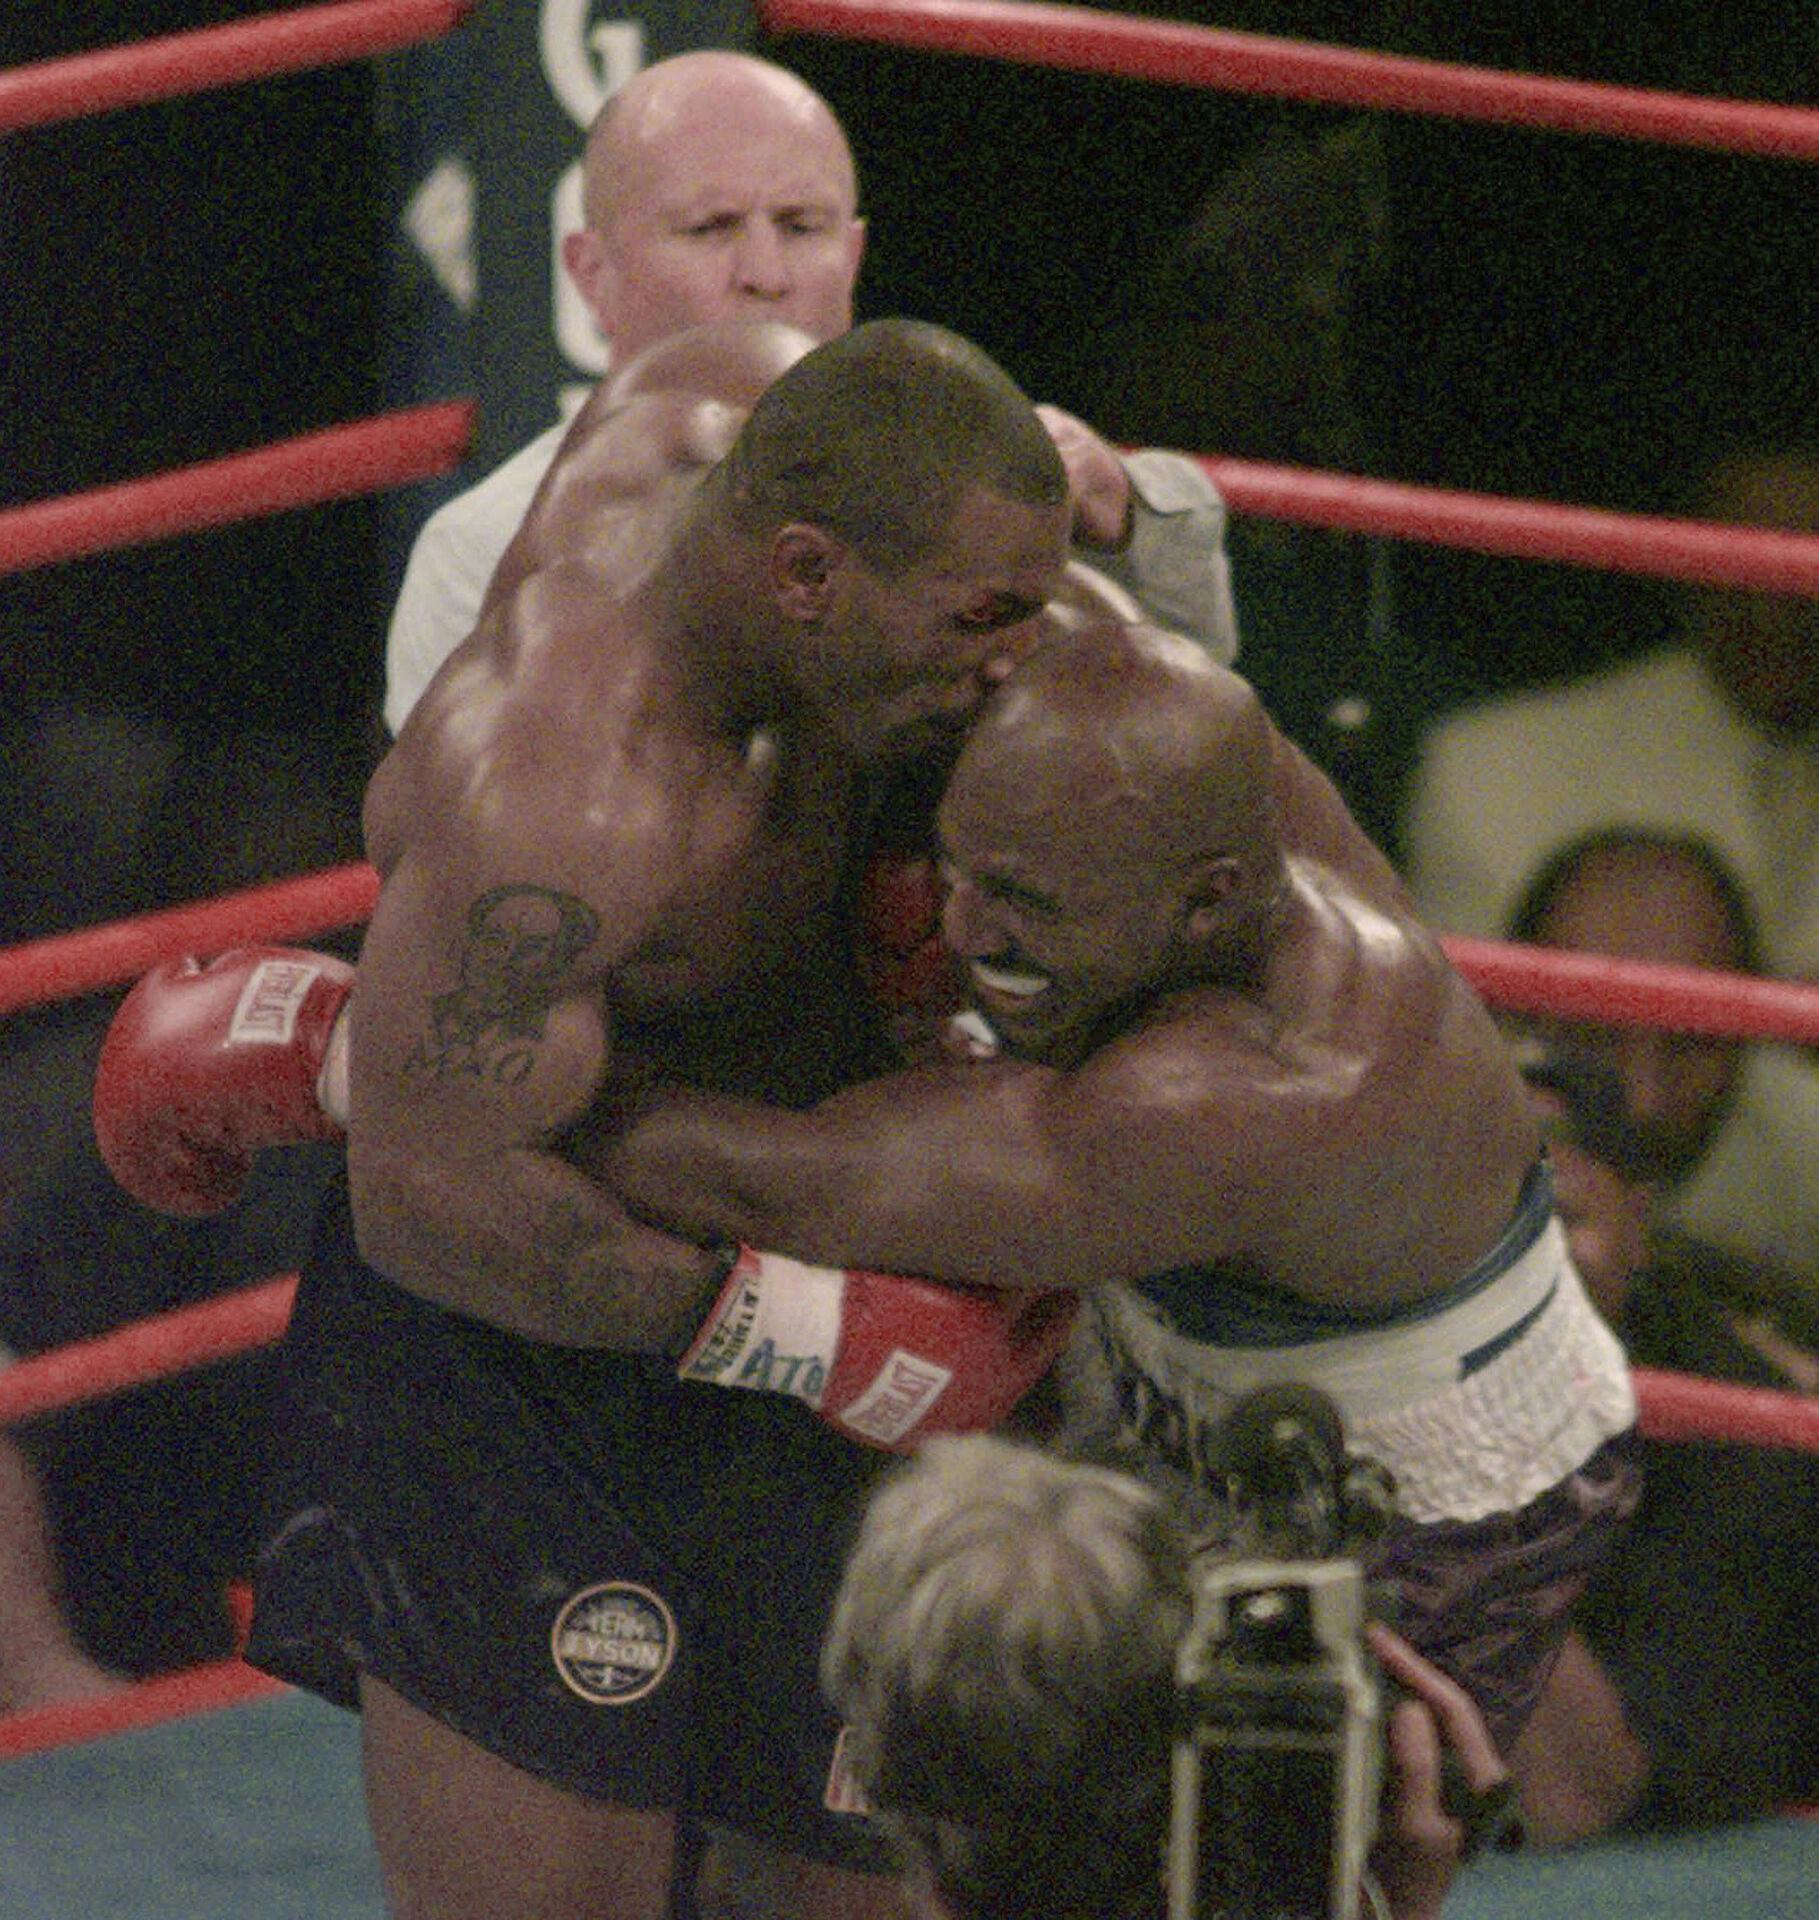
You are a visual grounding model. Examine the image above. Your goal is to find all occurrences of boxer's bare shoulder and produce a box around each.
[461,319,819,643]
[365,325,825,890]
[371,641,754,944]
[524,317,818,547]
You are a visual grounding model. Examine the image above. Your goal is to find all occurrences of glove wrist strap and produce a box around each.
[678,1246,845,1407]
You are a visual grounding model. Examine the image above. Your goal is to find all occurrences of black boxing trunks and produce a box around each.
[244,1175,894,1872]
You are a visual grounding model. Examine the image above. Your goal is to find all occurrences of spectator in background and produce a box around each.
[1401,444,1819,1282]
[1507,830,1754,1184]
[1502,828,1819,1314]
[1506,1038,1819,1839]
[824,1431,1513,1920]
[383,48,1239,738]
[1516,1033,1819,1392]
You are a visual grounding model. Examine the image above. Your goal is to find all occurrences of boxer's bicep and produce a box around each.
[344,841,723,1344]
[352,851,626,1161]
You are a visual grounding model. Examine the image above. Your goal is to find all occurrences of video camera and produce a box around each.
[1167,1385,1399,1920]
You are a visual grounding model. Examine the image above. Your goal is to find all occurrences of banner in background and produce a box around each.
[467,0,755,471]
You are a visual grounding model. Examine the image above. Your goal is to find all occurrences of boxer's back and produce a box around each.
[1158,860,1538,1309]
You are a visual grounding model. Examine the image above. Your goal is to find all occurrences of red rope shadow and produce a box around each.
[0,1658,286,1762]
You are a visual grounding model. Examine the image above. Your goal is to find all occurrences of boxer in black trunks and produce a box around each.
[603,621,1641,1756]
[236,318,1076,1920]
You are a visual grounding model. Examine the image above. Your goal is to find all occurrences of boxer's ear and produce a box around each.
[771,523,841,618]
[562,227,615,340]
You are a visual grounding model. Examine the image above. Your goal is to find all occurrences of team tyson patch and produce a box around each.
[550,1582,677,1705]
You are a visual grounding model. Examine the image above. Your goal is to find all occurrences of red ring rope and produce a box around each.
[0,0,471,136]
[1,1358,1815,1760]
[761,0,1819,161]
[1199,458,1819,597]
[2,1363,1812,1767]
[0,1270,1813,1457]
[5,0,1817,1784]
[1442,938,1819,1049]
[1631,1367,1819,1455]
[0,1279,296,1428]
[5,424,1817,595]
[0,402,474,579]
[0,866,378,1019]
[5,862,1815,1048]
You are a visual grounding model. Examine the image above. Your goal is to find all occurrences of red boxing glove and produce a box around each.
[679,1245,1077,1452]
[94,947,353,1217]
[855,847,965,1027]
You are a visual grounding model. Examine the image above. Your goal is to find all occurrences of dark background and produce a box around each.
[3,0,1815,927]
[1,9,386,726]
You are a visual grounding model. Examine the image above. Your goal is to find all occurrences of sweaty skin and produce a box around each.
[349,319,1073,1348]
[603,626,1540,1318]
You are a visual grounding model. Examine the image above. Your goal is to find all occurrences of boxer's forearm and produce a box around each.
[601,1065,1132,1292]
[349,1131,728,1350]
[582,1089,833,1249]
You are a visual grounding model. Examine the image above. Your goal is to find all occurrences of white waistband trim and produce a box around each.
[1097,1219,1636,1523]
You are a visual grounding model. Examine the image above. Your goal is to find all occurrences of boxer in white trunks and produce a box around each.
[601,619,1640,1753]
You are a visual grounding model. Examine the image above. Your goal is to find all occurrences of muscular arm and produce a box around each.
[349,859,726,1350]
[604,1031,1268,1292]
[349,729,731,1350]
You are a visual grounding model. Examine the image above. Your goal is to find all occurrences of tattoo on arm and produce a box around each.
[404,883,601,1085]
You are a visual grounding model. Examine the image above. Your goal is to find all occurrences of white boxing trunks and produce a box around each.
[1093,1162,1635,1525]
